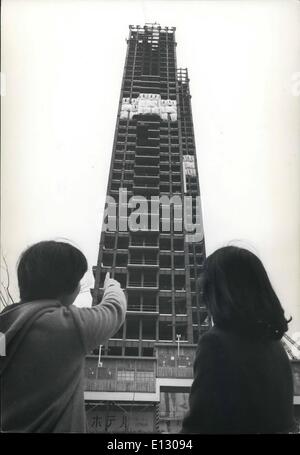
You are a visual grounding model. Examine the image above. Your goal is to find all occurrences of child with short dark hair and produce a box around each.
[0,240,126,433]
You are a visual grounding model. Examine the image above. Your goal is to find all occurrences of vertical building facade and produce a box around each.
[84,24,210,433]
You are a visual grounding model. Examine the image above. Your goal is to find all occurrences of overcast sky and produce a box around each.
[1,0,300,335]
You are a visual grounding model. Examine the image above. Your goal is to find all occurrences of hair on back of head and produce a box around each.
[17,240,88,302]
[201,246,291,340]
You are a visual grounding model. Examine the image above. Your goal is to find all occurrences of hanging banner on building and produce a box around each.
[182,155,196,193]
[120,93,177,121]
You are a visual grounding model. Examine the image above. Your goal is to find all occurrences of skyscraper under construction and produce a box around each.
[84,23,210,433]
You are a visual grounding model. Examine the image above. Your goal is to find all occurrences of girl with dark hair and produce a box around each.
[182,246,295,434]
[0,241,127,433]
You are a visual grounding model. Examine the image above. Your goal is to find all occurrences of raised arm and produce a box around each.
[70,275,127,353]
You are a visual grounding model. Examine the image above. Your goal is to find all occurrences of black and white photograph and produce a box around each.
[1,0,300,437]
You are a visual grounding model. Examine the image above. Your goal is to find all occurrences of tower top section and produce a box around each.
[129,24,176,32]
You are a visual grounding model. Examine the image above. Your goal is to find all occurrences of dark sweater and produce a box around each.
[181,326,295,434]
[0,282,126,433]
